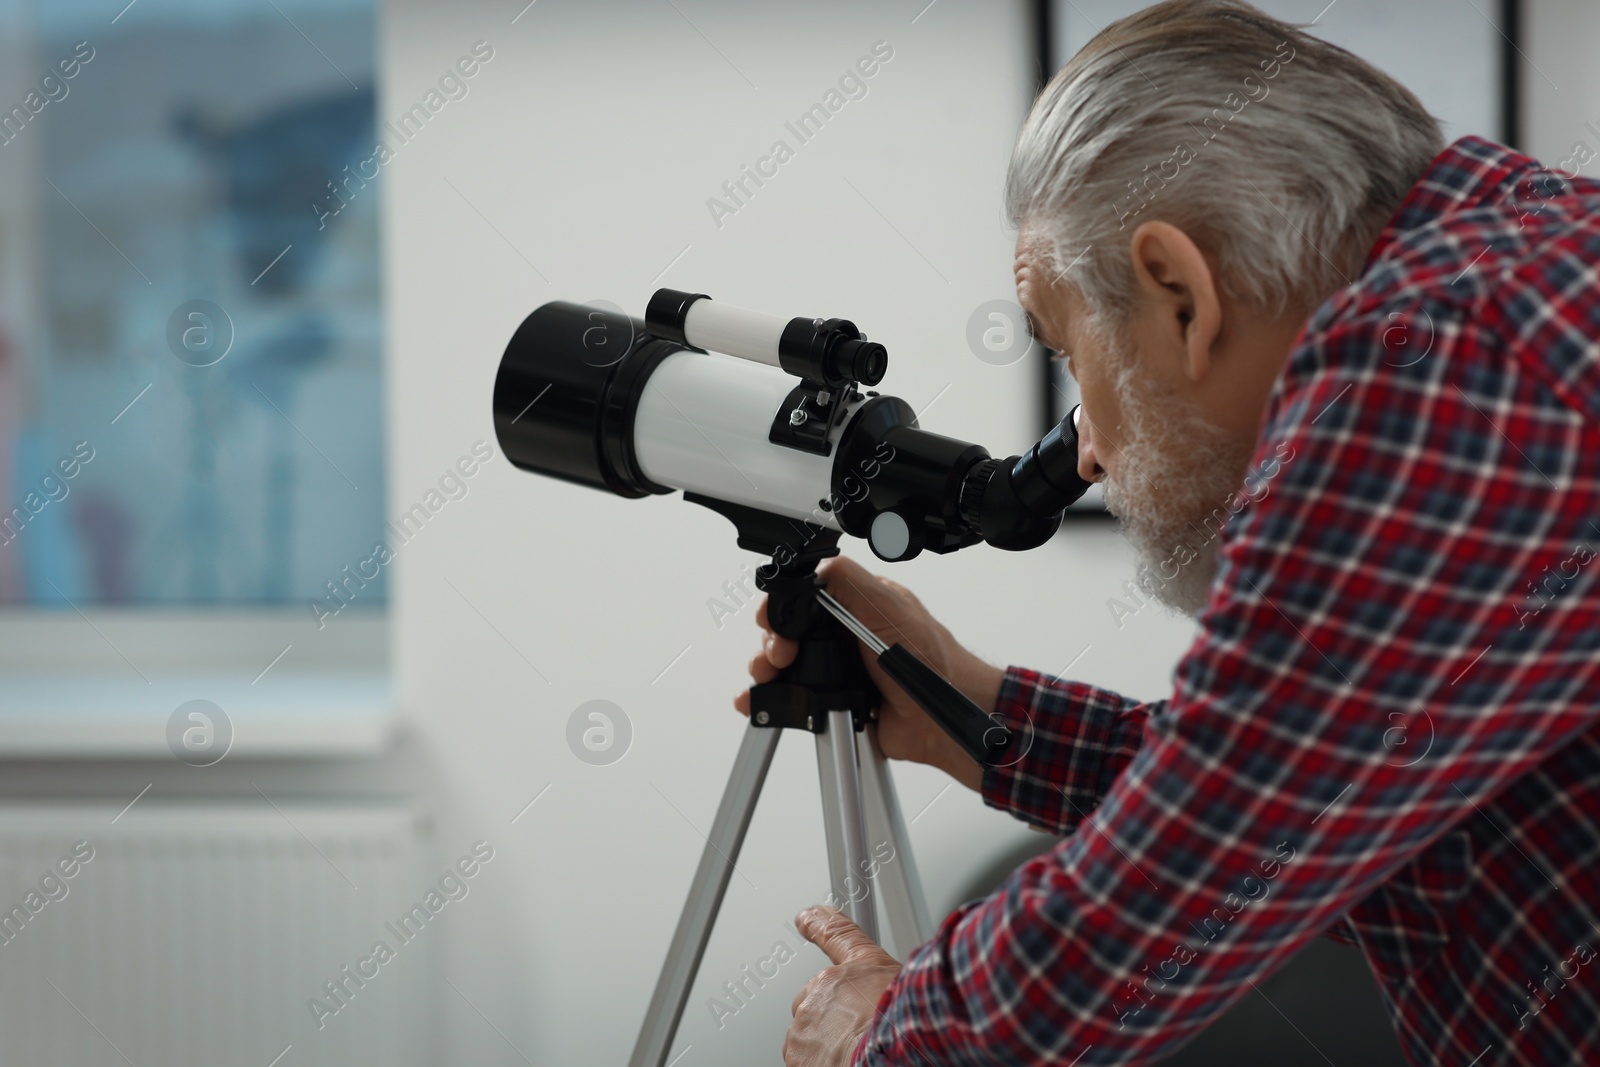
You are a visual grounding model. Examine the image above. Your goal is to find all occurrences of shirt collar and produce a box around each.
[1361,135,1543,273]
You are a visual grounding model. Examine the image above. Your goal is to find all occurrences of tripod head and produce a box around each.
[691,494,1017,769]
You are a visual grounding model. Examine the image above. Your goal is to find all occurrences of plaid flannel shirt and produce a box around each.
[854,136,1600,1066]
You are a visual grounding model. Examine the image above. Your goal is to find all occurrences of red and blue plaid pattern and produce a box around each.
[853,136,1600,1066]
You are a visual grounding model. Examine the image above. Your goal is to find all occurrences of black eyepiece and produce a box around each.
[834,338,887,386]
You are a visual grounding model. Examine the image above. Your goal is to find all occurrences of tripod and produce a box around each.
[629,498,1011,1067]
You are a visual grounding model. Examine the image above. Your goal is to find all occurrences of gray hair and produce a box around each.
[1005,0,1444,324]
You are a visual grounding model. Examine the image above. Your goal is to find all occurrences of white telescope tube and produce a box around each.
[633,348,849,527]
[681,299,791,368]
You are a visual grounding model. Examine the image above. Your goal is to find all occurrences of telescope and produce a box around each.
[493,288,1091,563]
[492,289,1092,1066]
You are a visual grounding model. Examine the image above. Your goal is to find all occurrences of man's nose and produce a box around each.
[1075,408,1105,483]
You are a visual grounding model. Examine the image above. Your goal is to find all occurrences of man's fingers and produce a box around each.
[817,555,871,593]
[748,651,781,684]
[796,906,890,966]
[818,557,896,629]
[738,630,798,721]
[766,633,798,670]
[745,637,798,688]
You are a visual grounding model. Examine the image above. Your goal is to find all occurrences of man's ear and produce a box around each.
[1128,220,1222,383]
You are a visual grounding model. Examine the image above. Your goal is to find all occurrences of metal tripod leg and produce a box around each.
[857,725,933,959]
[815,710,879,943]
[629,715,939,1067]
[628,721,780,1067]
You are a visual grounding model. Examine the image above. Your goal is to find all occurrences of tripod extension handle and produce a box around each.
[876,644,1011,766]
[813,587,1011,767]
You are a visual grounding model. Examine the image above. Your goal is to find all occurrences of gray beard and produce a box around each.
[1095,349,1258,618]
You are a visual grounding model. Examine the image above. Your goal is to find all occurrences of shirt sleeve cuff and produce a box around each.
[979,665,1142,836]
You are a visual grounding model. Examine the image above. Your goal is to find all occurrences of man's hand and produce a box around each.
[735,555,1000,792]
[784,906,901,1067]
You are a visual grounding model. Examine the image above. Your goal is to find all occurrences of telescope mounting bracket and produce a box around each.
[682,492,880,737]
[769,378,863,457]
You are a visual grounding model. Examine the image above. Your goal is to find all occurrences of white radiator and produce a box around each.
[0,803,430,1067]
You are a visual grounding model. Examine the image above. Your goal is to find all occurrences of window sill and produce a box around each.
[0,610,392,758]
[0,670,394,757]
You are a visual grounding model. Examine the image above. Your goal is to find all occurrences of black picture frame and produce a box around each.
[1032,0,1109,517]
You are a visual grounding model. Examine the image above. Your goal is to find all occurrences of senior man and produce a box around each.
[735,1,1600,1064]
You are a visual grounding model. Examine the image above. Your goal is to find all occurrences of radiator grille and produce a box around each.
[0,803,429,1067]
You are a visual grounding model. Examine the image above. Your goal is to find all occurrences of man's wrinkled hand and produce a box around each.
[784,906,901,1067]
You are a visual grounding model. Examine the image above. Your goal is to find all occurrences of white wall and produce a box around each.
[380,1,1195,1062]
[1524,0,1600,167]
[1057,0,1506,144]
